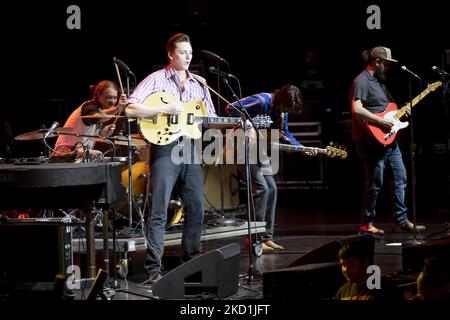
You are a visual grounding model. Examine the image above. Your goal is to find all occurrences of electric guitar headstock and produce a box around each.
[427,81,443,92]
[325,142,348,159]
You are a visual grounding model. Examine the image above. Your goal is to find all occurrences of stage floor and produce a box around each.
[70,221,449,301]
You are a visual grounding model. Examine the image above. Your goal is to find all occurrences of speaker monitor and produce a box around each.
[287,234,375,268]
[152,243,240,299]
[402,238,450,273]
[263,262,345,300]
[202,164,240,210]
[0,219,73,292]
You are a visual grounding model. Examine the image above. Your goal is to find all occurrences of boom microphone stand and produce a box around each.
[432,64,450,236]
[219,75,263,282]
[203,51,231,219]
[113,57,136,227]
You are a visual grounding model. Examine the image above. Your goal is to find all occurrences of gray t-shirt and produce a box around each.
[349,69,392,142]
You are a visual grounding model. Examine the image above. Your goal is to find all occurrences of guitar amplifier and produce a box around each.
[0,218,74,289]
[275,139,327,189]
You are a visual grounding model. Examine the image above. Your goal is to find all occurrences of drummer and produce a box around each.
[51,80,127,161]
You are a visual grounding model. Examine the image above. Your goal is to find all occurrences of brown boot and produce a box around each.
[262,242,274,253]
[398,220,426,232]
[264,240,284,250]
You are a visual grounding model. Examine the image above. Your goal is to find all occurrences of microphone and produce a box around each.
[431,66,449,76]
[400,65,421,79]
[208,66,234,79]
[114,57,134,75]
[201,50,228,64]
[44,121,59,139]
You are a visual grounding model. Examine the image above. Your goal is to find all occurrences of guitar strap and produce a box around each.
[191,73,231,106]
[380,82,395,103]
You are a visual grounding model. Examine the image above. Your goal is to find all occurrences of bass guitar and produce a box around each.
[272,142,348,159]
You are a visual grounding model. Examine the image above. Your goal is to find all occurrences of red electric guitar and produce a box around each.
[366,81,442,146]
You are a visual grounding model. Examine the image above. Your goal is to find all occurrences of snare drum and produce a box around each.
[102,156,128,163]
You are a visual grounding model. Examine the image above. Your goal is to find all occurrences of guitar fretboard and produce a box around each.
[195,116,240,124]
[396,82,442,118]
[272,143,326,154]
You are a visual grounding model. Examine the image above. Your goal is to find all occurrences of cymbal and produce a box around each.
[94,135,147,148]
[112,134,147,147]
[14,127,73,141]
[113,137,147,147]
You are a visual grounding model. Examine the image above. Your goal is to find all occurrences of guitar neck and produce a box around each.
[273,143,326,154]
[195,116,240,125]
[396,86,434,118]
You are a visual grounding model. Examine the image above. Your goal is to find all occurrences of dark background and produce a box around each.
[1,0,449,218]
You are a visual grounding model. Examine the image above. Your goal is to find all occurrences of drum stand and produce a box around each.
[46,129,134,298]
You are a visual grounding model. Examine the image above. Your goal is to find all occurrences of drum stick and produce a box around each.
[113,58,126,125]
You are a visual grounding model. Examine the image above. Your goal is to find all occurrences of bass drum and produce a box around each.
[166,196,184,230]
[121,161,149,197]
[116,161,150,217]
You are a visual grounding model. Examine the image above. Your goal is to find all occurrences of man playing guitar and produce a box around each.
[126,33,217,285]
[350,46,425,235]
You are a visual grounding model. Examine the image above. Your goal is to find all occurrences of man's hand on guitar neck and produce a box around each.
[404,106,411,117]
[304,148,319,157]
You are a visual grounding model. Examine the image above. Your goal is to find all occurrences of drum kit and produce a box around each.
[12,115,184,228]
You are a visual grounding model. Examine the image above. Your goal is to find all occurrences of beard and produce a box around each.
[373,66,387,83]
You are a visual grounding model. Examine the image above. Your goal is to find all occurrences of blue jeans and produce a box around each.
[144,141,204,277]
[250,162,277,240]
[355,141,408,226]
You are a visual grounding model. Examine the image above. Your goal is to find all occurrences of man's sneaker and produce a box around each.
[398,220,426,232]
[359,224,385,235]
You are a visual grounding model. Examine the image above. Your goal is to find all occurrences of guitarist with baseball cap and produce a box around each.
[349,46,426,235]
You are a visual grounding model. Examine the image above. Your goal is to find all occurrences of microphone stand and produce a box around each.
[126,118,134,228]
[113,60,136,229]
[445,81,450,234]
[404,76,423,245]
[122,69,137,228]
[220,76,263,283]
[437,67,450,235]
[215,63,225,218]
